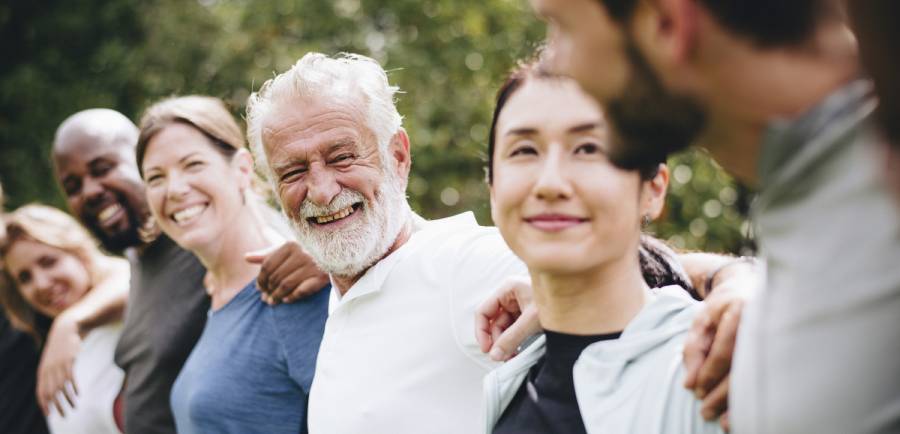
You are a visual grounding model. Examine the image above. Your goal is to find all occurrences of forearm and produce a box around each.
[677,252,758,299]
[62,257,130,334]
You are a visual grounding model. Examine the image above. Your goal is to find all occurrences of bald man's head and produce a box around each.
[52,109,148,252]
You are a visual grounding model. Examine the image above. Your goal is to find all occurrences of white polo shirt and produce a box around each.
[307,212,528,434]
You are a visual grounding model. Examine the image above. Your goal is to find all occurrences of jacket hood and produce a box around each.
[573,285,699,412]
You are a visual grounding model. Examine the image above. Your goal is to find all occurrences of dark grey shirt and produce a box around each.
[114,235,207,434]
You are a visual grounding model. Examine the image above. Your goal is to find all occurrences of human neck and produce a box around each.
[695,21,859,185]
[531,253,650,335]
[195,207,274,307]
[331,215,414,296]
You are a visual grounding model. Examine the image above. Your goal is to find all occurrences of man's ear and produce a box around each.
[633,0,699,65]
[642,163,670,220]
[389,128,412,182]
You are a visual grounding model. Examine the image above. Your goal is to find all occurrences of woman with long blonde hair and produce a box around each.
[1,204,128,434]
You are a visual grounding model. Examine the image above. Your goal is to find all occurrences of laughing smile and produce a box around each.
[307,203,362,225]
[170,203,208,226]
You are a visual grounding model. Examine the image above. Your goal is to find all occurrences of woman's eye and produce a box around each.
[575,142,602,155]
[17,271,31,285]
[37,255,57,268]
[146,174,163,185]
[509,146,538,157]
[185,160,205,170]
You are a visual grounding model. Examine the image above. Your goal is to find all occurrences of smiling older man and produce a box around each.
[246,53,527,434]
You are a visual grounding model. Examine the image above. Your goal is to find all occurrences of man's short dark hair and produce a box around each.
[599,0,827,47]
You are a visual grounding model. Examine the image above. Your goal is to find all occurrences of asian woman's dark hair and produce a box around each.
[487,61,695,297]
[486,61,662,184]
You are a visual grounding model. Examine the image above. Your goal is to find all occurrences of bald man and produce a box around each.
[49,109,327,434]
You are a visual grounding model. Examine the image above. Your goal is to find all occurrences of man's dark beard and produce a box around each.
[82,194,144,254]
[605,39,708,170]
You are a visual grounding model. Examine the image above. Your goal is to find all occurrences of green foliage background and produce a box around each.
[0,0,752,254]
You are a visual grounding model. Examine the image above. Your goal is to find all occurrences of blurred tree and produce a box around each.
[0,0,751,254]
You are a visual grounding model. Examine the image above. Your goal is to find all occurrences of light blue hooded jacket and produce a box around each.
[483,286,724,434]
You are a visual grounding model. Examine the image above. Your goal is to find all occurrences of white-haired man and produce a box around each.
[246,52,527,434]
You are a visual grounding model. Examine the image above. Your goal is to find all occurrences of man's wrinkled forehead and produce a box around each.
[262,95,370,144]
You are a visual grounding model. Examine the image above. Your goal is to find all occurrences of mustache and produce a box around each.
[296,189,366,219]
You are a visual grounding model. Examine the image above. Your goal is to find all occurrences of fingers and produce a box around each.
[52,395,66,418]
[257,242,327,306]
[266,265,328,305]
[255,245,293,297]
[245,245,280,264]
[489,305,541,361]
[682,308,713,389]
[700,374,729,421]
[61,381,77,412]
[695,302,742,397]
[37,384,49,416]
[475,276,535,359]
[41,368,68,418]
[489,310,515,345]
[476,295,509,353]
[66,360,78,398]
[719,410,731,432]
[284,275,330,304]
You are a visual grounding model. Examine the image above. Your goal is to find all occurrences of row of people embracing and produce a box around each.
[8,0,900,431]
[1,51,745,434]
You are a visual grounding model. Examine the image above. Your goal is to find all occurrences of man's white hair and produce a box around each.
[246,52,403,182]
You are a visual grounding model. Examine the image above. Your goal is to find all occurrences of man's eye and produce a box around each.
[63,181,82,196]
[280,168,307,183]
[92,161,115,177]
[332,154,353,163]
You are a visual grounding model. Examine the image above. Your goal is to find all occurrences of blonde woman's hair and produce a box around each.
[135,95,273,198]
[0,204,106,343]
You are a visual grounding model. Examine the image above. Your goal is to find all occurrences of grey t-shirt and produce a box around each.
[731,80,900,433]
[114,235,207,434]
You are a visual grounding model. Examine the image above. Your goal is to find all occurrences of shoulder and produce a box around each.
[271,283,330,315]
[268,283,330,336]
[416,212,521,269]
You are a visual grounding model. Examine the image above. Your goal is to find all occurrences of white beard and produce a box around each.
[286,168,410,278]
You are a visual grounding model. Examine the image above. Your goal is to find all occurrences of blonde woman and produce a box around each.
[0,204,129,434]
[136,96,329,434]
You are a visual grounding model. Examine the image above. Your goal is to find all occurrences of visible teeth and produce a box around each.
[314,206,353,224]
[172,205,206,224]
[98,204,121,223]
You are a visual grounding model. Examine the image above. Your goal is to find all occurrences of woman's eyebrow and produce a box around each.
[505,127,539,137]
[567,122,599,134]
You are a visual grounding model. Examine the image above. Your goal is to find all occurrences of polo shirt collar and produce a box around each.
[329,212,479,312]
